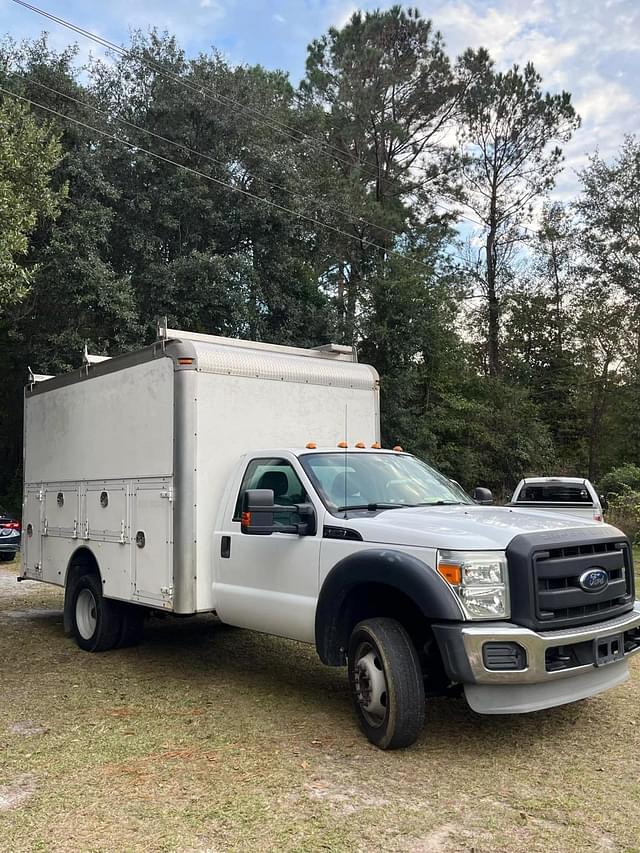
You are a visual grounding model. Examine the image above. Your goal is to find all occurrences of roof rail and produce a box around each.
[156,317,358,363]
[28,367,55,384]
[82,344,112,366]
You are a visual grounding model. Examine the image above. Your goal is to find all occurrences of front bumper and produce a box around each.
[433,602,640,713]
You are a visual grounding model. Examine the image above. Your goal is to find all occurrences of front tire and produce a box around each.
[71,573,122,652]
[348,617,425,750]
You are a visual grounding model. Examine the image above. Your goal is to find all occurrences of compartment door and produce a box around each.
[22,485,44,575]
[132,481,173,606]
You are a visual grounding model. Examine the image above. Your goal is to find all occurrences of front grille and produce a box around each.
[533,541,633,628]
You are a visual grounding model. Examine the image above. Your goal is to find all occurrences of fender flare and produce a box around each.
[315,548,463,665]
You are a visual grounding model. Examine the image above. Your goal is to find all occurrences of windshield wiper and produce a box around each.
[412,500,464,506]
[337,502,407,512]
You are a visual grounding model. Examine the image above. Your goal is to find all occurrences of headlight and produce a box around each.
[437,550,510,620]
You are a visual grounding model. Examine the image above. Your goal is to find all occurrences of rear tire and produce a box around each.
[71,573,122,652]
[116,604,145,648]
[0,553,15,562]
[347,617,425,750]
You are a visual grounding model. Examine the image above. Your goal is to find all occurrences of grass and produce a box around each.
[1,554,640,853]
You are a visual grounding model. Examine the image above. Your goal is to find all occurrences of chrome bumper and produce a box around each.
[434,601,640,686]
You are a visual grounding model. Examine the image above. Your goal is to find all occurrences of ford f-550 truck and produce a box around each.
[21,325,640,749]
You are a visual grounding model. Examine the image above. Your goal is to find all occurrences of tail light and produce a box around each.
[593,508,603,522]
[1,521,20,530]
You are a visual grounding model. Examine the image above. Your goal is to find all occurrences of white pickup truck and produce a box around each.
[510,477,605,522]
[20,326,640,749]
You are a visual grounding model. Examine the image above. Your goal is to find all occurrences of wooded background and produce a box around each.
[1,7,639,515]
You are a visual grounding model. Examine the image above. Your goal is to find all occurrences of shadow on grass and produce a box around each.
[16,601,605,759]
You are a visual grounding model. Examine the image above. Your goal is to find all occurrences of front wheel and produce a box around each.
[348,617,425,750]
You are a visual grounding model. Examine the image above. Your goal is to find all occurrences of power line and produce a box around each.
[10,1,543,245]
[23,77,412,242]
[0,85,442,273]
[10,0,381,182]
[10,0,488,231]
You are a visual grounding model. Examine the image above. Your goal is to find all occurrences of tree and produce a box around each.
[0,95,63,312]
[301,5,462,344]
[457,50,580,375]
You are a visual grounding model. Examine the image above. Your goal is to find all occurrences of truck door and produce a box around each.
[213,457,322,643]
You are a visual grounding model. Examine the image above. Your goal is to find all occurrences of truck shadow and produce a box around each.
[25,604,617,757]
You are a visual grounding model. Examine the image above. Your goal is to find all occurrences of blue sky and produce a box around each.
[2,0,639,200]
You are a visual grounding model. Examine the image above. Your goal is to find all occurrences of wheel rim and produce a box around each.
[353,641,388,727]
[76,588,98,640]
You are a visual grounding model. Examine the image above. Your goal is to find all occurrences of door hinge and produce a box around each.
[119,520,127,544]
[83,520,90,539]
[42,518,48,536]
[160,489,173,501]
[72,519,78,539]
[38,489,44,502]
[160,586,173,600]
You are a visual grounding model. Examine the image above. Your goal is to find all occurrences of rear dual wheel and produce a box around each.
[70,573,144,652]
[348,617,425,750]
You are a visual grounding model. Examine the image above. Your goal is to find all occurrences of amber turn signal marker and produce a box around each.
[392,445,403,452]
[241,511,251,526]
[177,357,194,365]
[370,442,381,449]
[337,441,349,448]
[355,441,366,448]
[437,563,462,585]
[306,442,317,449]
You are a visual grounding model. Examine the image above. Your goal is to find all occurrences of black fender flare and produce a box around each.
[315,548,463,665]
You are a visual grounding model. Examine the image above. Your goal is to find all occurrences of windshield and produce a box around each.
[300,452,473,513]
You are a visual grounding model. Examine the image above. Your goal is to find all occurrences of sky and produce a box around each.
[2,0,639,201]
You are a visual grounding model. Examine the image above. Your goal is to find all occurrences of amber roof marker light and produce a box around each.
[305,442,317,449]
[371,442,381,449]
[337,441,349,448]
[393,445,403,452]
[355,441,366,448]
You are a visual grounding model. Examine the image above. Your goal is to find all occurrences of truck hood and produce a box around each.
[343,505,605,551]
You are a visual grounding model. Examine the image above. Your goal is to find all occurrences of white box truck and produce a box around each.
[21,326,640,749]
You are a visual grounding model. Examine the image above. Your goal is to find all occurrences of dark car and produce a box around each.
[0,508,21,562]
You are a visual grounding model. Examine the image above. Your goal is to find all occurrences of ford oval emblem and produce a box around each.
[579,568,609,592]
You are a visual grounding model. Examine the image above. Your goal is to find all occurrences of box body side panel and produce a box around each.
[193,371,379,611]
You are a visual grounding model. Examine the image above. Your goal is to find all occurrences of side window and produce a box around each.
[233,458,308,525]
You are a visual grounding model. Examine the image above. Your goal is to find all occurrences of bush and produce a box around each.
[606,488,640,543]
[599,464,640,497]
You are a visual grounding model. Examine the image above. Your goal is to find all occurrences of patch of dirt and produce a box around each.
[303,779,388,814]
[8,721,50,736]
[0,775,36,812]
[405,824,458,852]
[1,608,62,620]
[0,573,41,600]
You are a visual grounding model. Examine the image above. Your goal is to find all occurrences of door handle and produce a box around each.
[221,535,231,559]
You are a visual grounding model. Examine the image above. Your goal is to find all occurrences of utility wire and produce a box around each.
[10,0,492,233]
[21,77,413,243]
[0,85,445,273]
[10,0,384,182]
[10,1,543,245]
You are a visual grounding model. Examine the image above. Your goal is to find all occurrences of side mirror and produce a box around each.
[241,489,316,536]
[473,487,494,505]
[599,494,609,512]
[241,489,275,535]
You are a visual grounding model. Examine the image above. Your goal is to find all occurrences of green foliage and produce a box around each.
[599,465,640,497]
[0,16,636,509]
[0,96,64,310]
[606,490,640,544]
